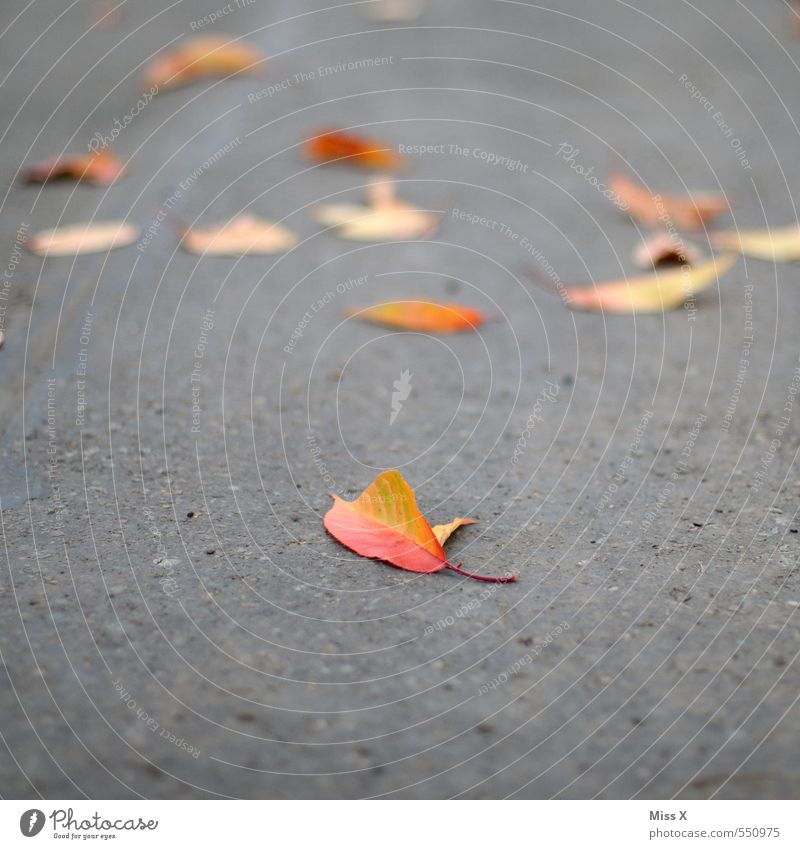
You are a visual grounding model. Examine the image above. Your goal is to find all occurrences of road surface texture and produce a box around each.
[1,0,799,799]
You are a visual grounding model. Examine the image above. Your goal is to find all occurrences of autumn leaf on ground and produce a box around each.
[530,255,736,313]
[305,128,405,170]
[24,149,126,186]
[27,221,139,257]
[309,179,439,240]
[709,225,800,262]
[610,171,728,231]
[431,517,476,546]
[141,35,264,91]
[347,301,487,333]
[179,214,297,255]
[632,232,702,269]
[324,470,516,582]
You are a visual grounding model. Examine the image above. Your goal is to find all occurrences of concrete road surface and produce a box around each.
[1,0,799,798]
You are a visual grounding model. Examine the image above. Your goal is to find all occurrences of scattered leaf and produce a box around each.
[27,220,139,257]
[364,0,425,22]
[141,35,264,91]
[305,128,405,170]
[534,254,736,314]
[348,301,487,333]
[632,232,702,269]
[324,470,515,581]
[709,225,800,263]
[610,171,728,231]
[179,214,297,255]
[431,517,476,546]
[310,179,439,240]
[24,149,126,186]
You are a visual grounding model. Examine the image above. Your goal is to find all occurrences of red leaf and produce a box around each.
[324,470,516,582]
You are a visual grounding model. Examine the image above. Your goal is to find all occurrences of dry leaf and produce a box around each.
[431,517,476,546]
[709,225,800,262]
[310,179,438,240]
[305,128,405,171]
[348,301,487,333]
[534,255,736,314]
[324,470,515,582]
[24,149,126,186]
[180,214,297,255]
[142,35,264,91]
[610,171,728,231]
[632,232,702,269]
[27,220,139,257]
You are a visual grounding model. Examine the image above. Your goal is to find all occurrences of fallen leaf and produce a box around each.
[324,470,515,582]
[27,220,139,257]
[533,254,736,314]
[610,171,728,231]
[179,214,297,255]
[709,225,800,262]
[632,232,702,269]
[310,179,439,240]
[348,301,487,333]
[141,35,264,91]
[431,517,476,546]
[305,128,405,170]
[364,0,425,21]
[24,149,126,186]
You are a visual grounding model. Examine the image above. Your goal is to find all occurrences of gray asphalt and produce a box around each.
[1,0,799,799]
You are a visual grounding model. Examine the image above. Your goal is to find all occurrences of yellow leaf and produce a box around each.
[27,221,139,257]
[431,517,476,546]
[180,214,297,255]
[310,179,439,241]
[142,35,264,91]
[710,225,800,262]
[559,255,736,314]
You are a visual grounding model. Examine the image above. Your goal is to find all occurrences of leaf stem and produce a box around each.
[445,562,517,583]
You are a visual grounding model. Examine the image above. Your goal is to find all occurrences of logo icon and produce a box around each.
[20,809,45,837]
[390,369,412,425]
